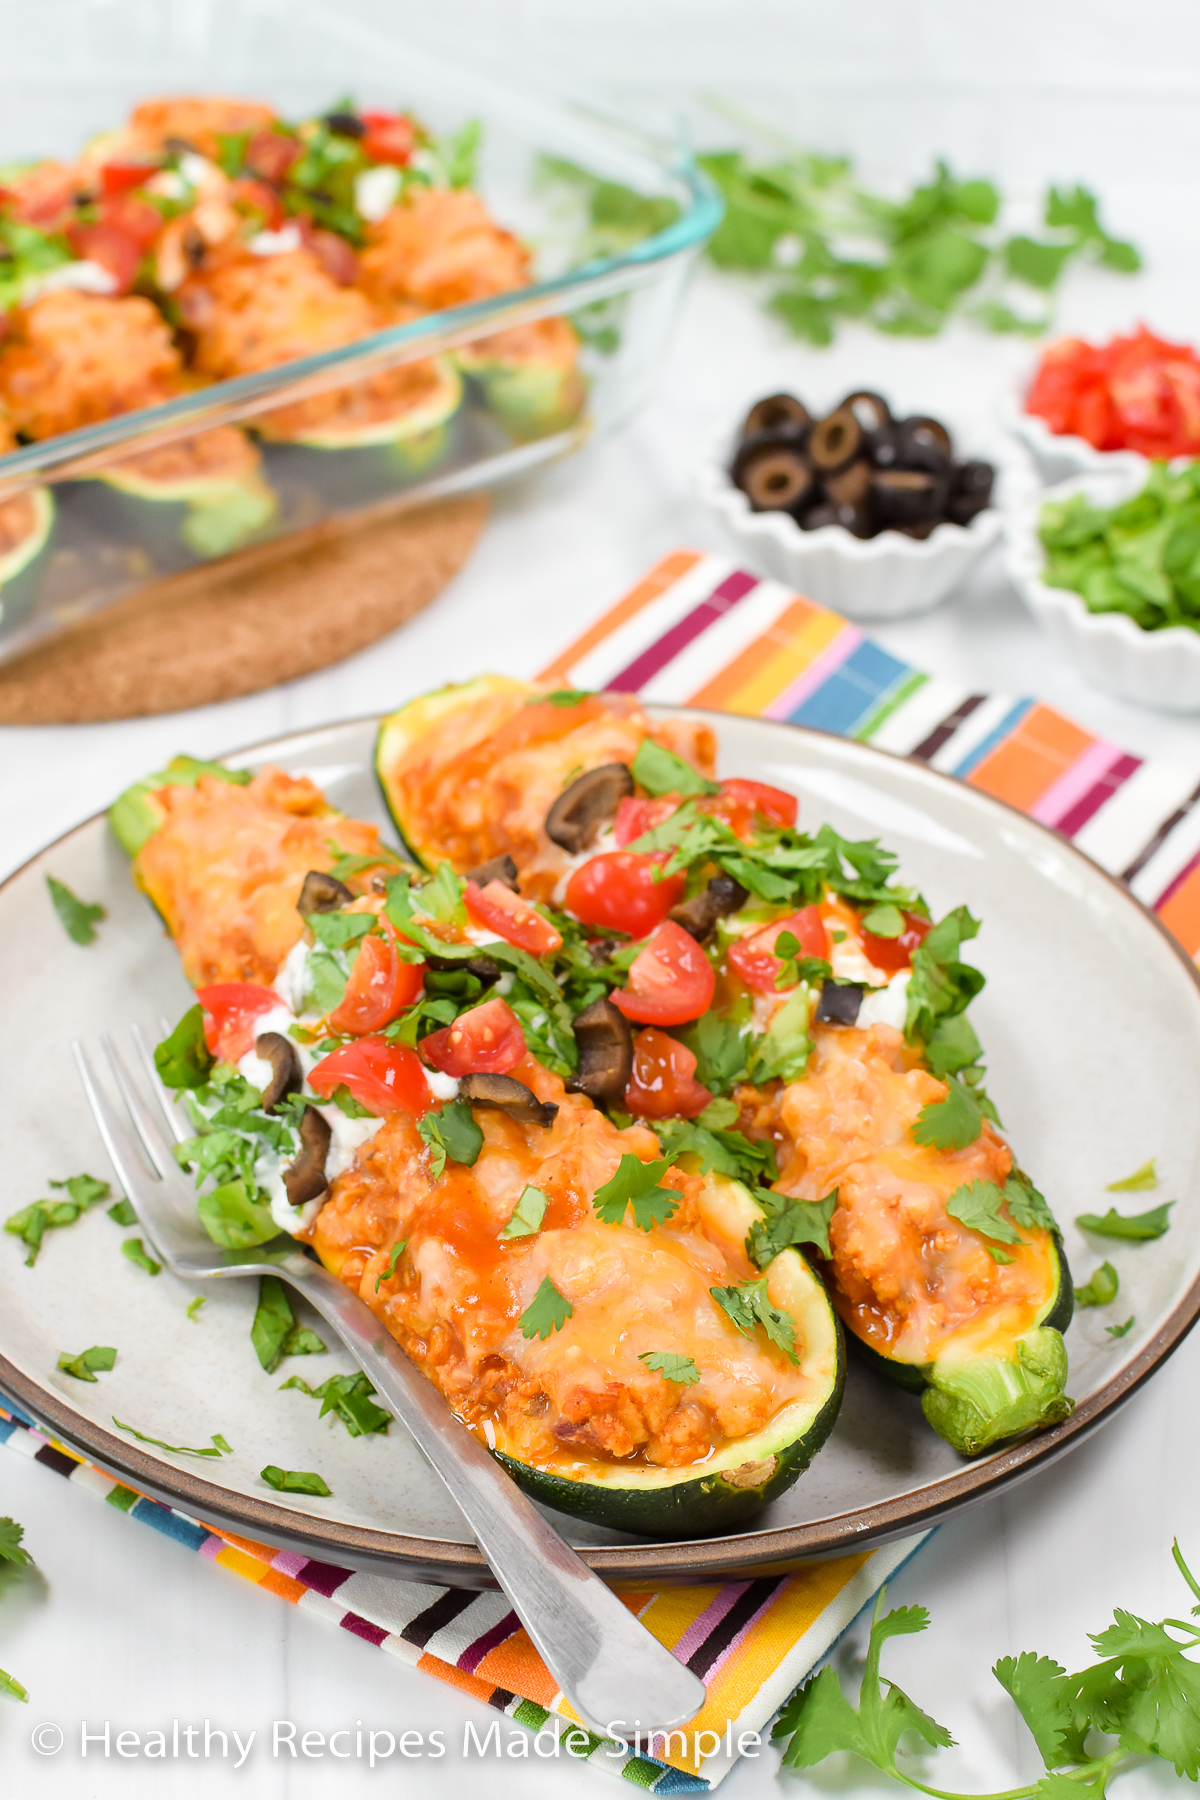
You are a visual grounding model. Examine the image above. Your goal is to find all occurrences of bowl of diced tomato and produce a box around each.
[1006,325,1200,484]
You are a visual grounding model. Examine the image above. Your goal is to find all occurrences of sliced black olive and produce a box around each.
[840,391,892,436]
[871,468,946,525]
[424,949,500,985]
[324,111,365,137]
[808,407,863,474]
[815,981,863,1026]
[799,500,840,531]
[824,458,873,510]
[894,416,953,475]
[833,501,876,539]
[897,518,941,540]
[566,997,633,1105]
[732,442,815,514]
[283,1106,332,1206]
[459,1072,559,1128]
[668,874,749,943]
[298,869,354,917]
[868,426,902,469]
[544,762,634,855]
[946,459,995,525]
[740,393,811,441]
[466,853,519,892]
[255,1032,302,1113]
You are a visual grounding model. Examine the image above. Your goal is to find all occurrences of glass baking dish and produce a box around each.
[0,0,720,663]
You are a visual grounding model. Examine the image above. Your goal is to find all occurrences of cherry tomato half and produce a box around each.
[421,998,526,1077]
[243,129,303,183]
[100,160,158,196]
[624,1027,712,1120]
[611,794,680,848]
[565,851,686,938]
[614,920,716,1027]
[728,907,830,993]
[65,222,142,293]
[230,175,285,231]
[99,192,163,247]
[464,879,563,956]
[308,1037,432,1118]
[326,923,424,1036]
[360,111,416,166]
[716,778,798,834]
[859,911,931,976]
[196,983,280,1063]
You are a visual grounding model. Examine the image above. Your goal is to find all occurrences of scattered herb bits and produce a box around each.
[1039,462,1200,633]
[45,874,105,945]
[261,1465,332,1498]
[730,390,993,541]
[57,1345,117,1382]
[1076,1202,1174,1241]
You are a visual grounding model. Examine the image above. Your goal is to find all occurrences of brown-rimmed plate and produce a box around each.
[2,708,1197,1586]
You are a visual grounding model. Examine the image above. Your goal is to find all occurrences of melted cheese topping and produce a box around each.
[382,689,716,900]
[312,1056,817,1474]
[132,765,390,986]
[745,1023,1056,1366]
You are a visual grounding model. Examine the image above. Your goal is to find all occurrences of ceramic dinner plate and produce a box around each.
[2,710,1198,1587]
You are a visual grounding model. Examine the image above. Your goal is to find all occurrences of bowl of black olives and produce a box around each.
[699,390,1005,620]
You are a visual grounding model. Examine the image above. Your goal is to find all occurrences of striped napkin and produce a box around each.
[540,549,1200,962]
[0,1401,925,1791]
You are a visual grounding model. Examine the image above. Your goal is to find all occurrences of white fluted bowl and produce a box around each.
[1001,385,1152,486]
[696,436,1006,623]
[1006,464,1200,712]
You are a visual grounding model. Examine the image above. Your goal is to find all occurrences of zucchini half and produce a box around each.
[80,426,278,561]
[489,1174,845,1538]
[0,484,54,636]
[375,673,532,868]
[108,755,252,858]
[456,317,587,443]
[851,1235,1074,1458]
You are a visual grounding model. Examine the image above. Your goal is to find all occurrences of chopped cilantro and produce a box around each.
[676,1011,750,1094]
[1106,1317,1136,1339]
[251,1274,327,1373]
[0,1520,32,1567]
[374,1240,408,1292]
[329,1083,374,1120]
[121,1238,162,1276]
[541,688,593,707]
[324,839,403,883]
[196,1179,279,1251]
[155,1005,214,1090]
[945,1180,1025,1260]
[904,907,985,1050]
[1076,1202,1173,1241]
[308,910,376,950]
[592,1155,681,1230]
[57,1345,117,1382]
[912,1075,984,1151]
[186,1296,206,1321]
[519,1276,573,1340]
[279,1372,391,1437]
[639,1351,700,1385]
[261,1465,332,1497]
[861,903,905,938]
[113,1419,232,1457]
[630,738,719,799]
[6,1174,110,1265]
[499,1187,549,1240]
[1107,1159,1159,1192]
[747,988,812,1083]
[45,874,105,945]
[653,1116,777,1189]
[106,1198,137,1227]
[747,1190,838,1268]
[418,1101,483,1178]
[711,1277,799,1363]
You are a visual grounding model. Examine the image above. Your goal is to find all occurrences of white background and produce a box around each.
[2,2,1200,1795]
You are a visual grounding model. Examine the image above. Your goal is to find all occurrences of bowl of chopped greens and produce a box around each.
[1006,460,1200,711]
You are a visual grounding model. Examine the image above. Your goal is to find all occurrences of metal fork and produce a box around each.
[73,1027,706,1740]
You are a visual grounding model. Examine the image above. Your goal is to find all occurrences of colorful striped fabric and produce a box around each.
[0,1401,926,1790]
[540,550,1200,961]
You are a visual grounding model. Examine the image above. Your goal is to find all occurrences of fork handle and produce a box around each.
[278,1254,706,1739]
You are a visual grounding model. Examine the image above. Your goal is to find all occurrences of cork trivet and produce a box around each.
[0,490,488,724]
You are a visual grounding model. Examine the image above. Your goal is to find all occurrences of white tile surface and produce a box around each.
[3,4,1200,1792]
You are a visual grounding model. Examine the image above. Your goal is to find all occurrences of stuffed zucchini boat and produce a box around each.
[373,675,1076,1459]
[111,754,844,1534]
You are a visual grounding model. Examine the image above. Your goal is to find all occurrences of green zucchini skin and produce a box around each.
[109,756,252,858]
[846,1236,1075,1457]
[493,1315,845,1539]
[0,485,55,636]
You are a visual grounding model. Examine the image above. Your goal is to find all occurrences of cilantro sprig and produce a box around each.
[747,1190,837,1269]
[945,1176,1057,1262]
[774,1540,1200,1792]
[0,1518,34,1704]
[711,1276,799,1363]
[45,874,106,945]
[1077,1203,1174,1241]
[639,1351,700,1386]
[499,1187,549,1240]
[418,1101,483,1178]
[592,1155,681,1231]
[519,1277,573,1340]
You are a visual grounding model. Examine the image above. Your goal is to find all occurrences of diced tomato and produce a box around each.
[308,1036,432,1118]
[614,920,716,1027]
[464,879,563,955]
[716,778,798,833]
[244,129,303,184]
[101,161,159,196]
[421,998,526,1077]
[99,193,163,247]
[624,1027,712,1120]
[859,910,931,976]
[230,176,284,231]
[196,983,280,1063]
[728,908,829,993]
[326,923,424,1035]
[305,225,358,286]
[360,111,416,167]
[611,794,680,848]
[64,222,142,293]
[565,851,686,938]
[1026,326,1200,459]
